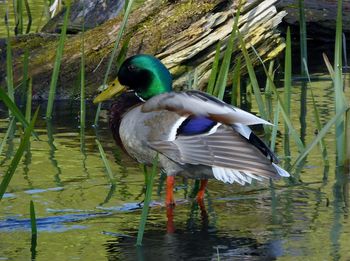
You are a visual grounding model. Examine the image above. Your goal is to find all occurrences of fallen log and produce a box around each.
[0,0,286,99]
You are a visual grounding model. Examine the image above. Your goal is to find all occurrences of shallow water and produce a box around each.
[0,77,349,260]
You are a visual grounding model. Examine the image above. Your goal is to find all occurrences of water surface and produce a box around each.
[1,78,349,260]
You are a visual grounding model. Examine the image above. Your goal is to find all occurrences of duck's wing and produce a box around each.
[148,125,289,185]
[141,90,272,126]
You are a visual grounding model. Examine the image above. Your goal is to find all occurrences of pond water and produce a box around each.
[1,1,350,260]
[0,0,49,36]
[0,77,349,260]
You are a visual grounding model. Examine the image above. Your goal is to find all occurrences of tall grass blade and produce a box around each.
[310,87,330,166]
[95,139,115,184]
[346,109,350,165]
[30,200,37,235]
[25,78,32,122]
[116,36,131,71]
[303,58,329,166]
[21,48,30,101]
[207,42,221,95]
[24,0,32,34]
[15,0,24,35]
[30,200,37,260]
[323,53,335,81]
[80,1,86,130]
[213,0,241,100]
[238,33,268,121]
[291,105,348,170]
[270,101,280,152]
[284,27,292,122]
[334,0,346,165]
[5,10,15,106]
[343,33,348,68]
[124,0,129,13]
[251,47,305,152]
[136,154,158,246]
[298,0,308,76]
[46,3,71,119]
[94,0,134,126]
[231,57,241,106]
[265,61,275,122]
[0,118,16,157]
[0,107,39,200]
[0,87,38,139]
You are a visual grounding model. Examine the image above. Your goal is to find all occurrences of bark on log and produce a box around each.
[0,0,286,99]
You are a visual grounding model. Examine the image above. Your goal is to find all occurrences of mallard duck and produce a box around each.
[94,54,289,208]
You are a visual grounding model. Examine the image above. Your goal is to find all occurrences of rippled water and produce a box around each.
[1,78,350,260]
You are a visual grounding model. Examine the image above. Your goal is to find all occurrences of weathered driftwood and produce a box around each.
[277,0,350,36]
[0,0,286,99]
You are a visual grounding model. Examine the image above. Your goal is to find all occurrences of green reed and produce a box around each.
[303,59,329,166]
[213,0,241,100]
[25,78,32,122]
[0,87,38,139]
[136,155,158,246]
[21,48,30,100]
[46,2,71,119]
[263,61,279,151]
[333,0,347,165]
[270,101,280,152]
[250,45,305,153]
[207,42,221,95]
[323,53,335,80]
[15,0,24,35]
[0,118,16,157]
[265,61,275,123]
[30,200,37,259]
[80,1,86,130]
[30,200,37,236]
[96,139,115,185]
[231,57,241,106]
[24,0,32,33]
[238,32,268,122]
[298,0,308,76]
[291,105,348,170]
[5,10,14,106]
[94,0,134,126]
[284,27,292,125]
[346,110,350,165]
[116,36,131,71]
[0,107,39,200]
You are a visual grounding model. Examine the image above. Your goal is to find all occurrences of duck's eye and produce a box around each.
[128,65,136,71]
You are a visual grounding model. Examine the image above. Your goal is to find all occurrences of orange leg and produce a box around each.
[166,176,175,233]
[196,179,208,206]
[166,176,175,207]
[166,207,175,233]
[197,179,209,229]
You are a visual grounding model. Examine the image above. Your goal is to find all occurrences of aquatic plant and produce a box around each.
[333,0,347,165]
[80,1,86,130]
[46,2,71,119]
[94,0,135,126]
[298,0,308,76]
[136,155,158,246]
[0,107,39,200]
[96,139,115,185]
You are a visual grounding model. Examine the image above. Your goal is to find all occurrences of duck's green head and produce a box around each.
[93,54,172,103]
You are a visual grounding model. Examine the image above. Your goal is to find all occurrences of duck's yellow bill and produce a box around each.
[93,78,127,104]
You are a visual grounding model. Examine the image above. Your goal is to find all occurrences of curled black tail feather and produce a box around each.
[248,132,279,163]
